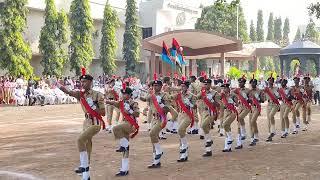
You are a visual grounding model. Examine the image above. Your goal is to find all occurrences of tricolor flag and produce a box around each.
[161,41,174,67]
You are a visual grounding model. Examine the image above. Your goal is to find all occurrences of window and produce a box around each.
[142,27,152,39]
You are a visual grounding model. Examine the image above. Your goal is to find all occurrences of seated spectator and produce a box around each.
[42,84,55,105]
[14,85,26,106]
[53,87,68,104]
[33,85,45,106]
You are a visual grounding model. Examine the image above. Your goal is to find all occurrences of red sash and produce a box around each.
[80,91,106,129]
[111,89,119,101]
[293,88,305,106]
[201,89,218,116]
[176,93,194,127]
[264,87,280,105]
[278,88,293,106]
[221,93,238,121]
[119,101,139,138]
[251,97,261,114]
[235,88,251,110]
[151,94,167,128]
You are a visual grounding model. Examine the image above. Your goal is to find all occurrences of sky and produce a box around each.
[200,0,320,42]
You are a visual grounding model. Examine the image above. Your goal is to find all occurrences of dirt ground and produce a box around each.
[1,102,320,180]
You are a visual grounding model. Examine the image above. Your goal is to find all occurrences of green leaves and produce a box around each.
[250,20,257,42]
[195,0,249,43]
[100,2,119,75]
[39,0,68,77]
[0,0,33,78]
[256,10,264,42]
[69,0,94,75]
[123,0,140,76]
[309,2,320,19]
[305,18,319,43]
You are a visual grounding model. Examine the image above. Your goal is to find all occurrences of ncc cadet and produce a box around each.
[234,75,251,149]
[188,75,200,134]
[140,75,170,168]
[220,80,238,152]
[105,83,140,176]
[104,77,121,133]
[264,74,280,142]
[248,75,264,146]
[278,77,293,138]
[169,76,197,162]
[57,68,105,180]
[162,76,179,136]
[291,76,305,134]
[302,75,313,131]
[196,77,221,157]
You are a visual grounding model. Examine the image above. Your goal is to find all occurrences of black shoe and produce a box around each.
[180,148,187,154]
[219,133,224,137]
[202,151,212,157]
[296,124,300,129]
[148,162,161,168]
[187,131,192,134]
[205,140,213,147]
[266,137,272,142]
[143,121,148,124]
[116,146,129,152]
[241,136,246,140]
[159,136,167,140]
[75,167,89,174]
[171,129,178,134]
[115,171,129,176]
[227,140,233,145]
[292,130,298,134]
[281,134,286,138]
[222,148,232,152]
[155,152,163,160]
[235,145,243,149]
[249,142,256,146]
[191,129,198,134]
[270,133,275,138]
[166,129,171,133]
[200,135,204,140]
[253,139,259,143]
[177,157,188,162]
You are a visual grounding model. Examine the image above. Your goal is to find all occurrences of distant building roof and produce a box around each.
[280,39,320,56]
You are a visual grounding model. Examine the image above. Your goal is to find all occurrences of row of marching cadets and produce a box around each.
[56,67,314,179]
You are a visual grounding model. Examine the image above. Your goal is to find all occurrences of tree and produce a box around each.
[249,20,257,42]
[266,13,274,41]
[69,0,94,75]
[39,0,68,76]
[195,0,249,43]
[309,2,320,19]
[0,0,33,78]
[294,28,302,41]
[227,67,242,79]
[305,18,319,43]
[274,17,283,46]
[100,2,119,75]
[283,18,290,46]
[123,0,141,76]
[256,10,264,41]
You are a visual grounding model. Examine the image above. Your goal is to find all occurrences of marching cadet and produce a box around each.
[188,75,200,134]
[170,77,196,162]
[264,74,280,142]
[291,76,305,134]
[220,80,238,152]
[234,76,251,149]
[248,75,264,146]
[197,75,206,140]
[105,77,121,133]
[140,75,170,168]
[278,77,293,138]
[105,83,139,176]
[302,75,313,131]
[196,78,221,157]
[57,68,105,180]
[162,76,179,136]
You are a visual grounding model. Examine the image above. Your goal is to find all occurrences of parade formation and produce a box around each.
[55,68,314,179]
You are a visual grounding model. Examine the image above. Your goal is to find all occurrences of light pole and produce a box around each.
[236,4,239,40]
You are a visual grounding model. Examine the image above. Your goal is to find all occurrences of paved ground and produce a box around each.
[1,102,320,180]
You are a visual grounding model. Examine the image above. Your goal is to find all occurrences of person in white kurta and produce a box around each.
[53,87,68,104]
[43,85,56,105]
[15,86,26,106]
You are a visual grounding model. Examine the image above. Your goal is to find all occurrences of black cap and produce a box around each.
[249,79,258,84]
[293,76,300,80]
[238,77,246,83]
[198,76,205,83]
[80,74,93,81]
[190,75,196,80]
[267,77,275,82]
[121,87,133,95]
[152,80,163,86]
[163,76,171,83]
[280,79,288,84]
[203,79,212,84]
[303,76,311,80]
[181,80,190,87]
